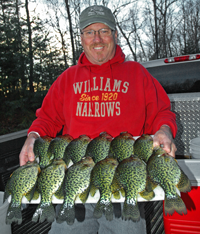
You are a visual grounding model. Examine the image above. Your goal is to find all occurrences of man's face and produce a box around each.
[81,23,117,65]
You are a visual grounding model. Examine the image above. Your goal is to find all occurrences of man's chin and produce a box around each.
[95,54,106,63]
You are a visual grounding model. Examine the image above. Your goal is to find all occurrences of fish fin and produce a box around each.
[111,175,121,192]
[177,170,191,193]
[94,200,113,221]
[120,188,125,197]
[3,180,11,202]
[81,163,91,170]
[3,190,10,203]
[54,182,64,200]
[32,189,40,200]
[139,189,155,200]
[32,203,55,223]
[79,187,90,204]
[146,176,158,190]
[122,200,140,222]
[6,204,22,225]
[139,178,156,200]
[112,190,121,199]
[31,183,40,200]
[66,158,71,167]
[50,154,55,162]
[111,174,125,199]
[90,184,98,197]
[25,184,37,201]
[63,154,71,167]
[164,195,187,216]
[56,203,75,225]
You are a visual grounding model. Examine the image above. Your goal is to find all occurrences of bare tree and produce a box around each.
[64,0,76,65]
[176,0,200,55]
[143,0,179,59]
[25,0,34,93]
[18,0,200,64]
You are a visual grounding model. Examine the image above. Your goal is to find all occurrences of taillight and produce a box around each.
[164,54,200,63]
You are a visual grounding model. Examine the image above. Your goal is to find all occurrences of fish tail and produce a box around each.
[122,200,140,222]
[56,203,75,225]
[32,203,55,223]
[94,200,113,221]
[6,204,22,225]
[164,195,187,216]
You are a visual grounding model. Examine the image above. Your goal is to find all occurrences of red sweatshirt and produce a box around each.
[28,45,177,139]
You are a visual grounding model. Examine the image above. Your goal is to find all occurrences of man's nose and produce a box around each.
[93,32,103,42]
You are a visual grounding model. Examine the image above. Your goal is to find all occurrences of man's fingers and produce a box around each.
[153,139,177,158]
[27,143,35,162]
[19,134,37,166]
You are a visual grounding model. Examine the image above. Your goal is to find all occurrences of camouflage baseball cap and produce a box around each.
[80,5,116,30]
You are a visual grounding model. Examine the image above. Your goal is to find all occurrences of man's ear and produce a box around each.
[80,35,83,46]
[115,30,118,44]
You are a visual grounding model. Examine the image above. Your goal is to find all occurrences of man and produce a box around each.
[20,5,177,234]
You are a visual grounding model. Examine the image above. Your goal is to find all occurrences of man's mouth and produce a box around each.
[94,46,104,50]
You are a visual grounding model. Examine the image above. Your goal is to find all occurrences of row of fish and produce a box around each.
[4,132,191,226]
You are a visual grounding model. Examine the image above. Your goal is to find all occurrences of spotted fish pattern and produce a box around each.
[109,132,135,162]
[32,159,66,223]
[56,156,95,225]
[4,161,40,225]
[86,132,113,163]
[147,147,191,216]
[90,157,118,221]
[113,155,147,222]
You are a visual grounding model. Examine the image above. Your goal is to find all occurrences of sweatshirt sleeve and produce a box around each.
[141,65,177,138]
[28,72,66,137]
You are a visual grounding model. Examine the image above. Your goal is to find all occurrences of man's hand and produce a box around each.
[153,125,177,158]
[19,133,39,166]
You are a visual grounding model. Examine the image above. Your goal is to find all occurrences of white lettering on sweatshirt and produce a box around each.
[74,77,128,117]
[76,102,121,117]
[73,77,129,94]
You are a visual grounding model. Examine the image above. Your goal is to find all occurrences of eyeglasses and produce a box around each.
[81,28,114,38]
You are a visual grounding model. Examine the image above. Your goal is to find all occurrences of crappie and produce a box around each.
[33,136,52,168]
[56,156,95,225]
[86,132,113,163]
[133,134,157,200]
[4,161,40,225]
[109,132,135,162]
[113,155,147,222]
[63,135,91,165]
[147,146,191,216]
[47,134,73,160]
[134,134,153,163]
[32,159,66,223]
[90,157,118,221]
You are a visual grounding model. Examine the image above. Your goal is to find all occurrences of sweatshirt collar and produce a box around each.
[78,44,125,72]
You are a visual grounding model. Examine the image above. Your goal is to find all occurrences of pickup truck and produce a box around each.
[142,54,200,93]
